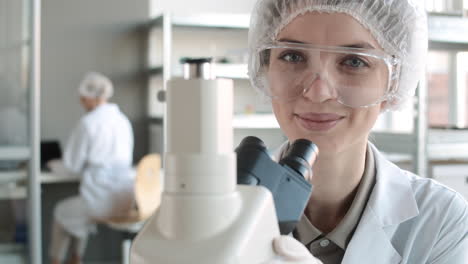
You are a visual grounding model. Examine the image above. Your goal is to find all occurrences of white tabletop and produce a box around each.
[0,170,80,185]
[40,171,80,184]
[0,170,79,200]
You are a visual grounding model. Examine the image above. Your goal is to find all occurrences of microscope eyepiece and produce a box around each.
[180,57,215,80]
[279,139,318,181]
[236,136,318,234]
[235,136,267,153]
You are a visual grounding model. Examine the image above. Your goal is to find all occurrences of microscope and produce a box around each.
[130,58,318,263]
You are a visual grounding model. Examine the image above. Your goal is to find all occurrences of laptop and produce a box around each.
[40,140,62,171]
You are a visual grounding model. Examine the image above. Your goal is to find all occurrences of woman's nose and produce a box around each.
[299,72,337,103]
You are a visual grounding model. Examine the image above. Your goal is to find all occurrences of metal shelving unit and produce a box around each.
[0,0,41,263]
[232,114,279,129]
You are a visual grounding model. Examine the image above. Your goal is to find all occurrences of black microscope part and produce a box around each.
[236,136,317,235]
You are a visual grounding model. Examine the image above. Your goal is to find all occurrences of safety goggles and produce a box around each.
[258,42,401,108]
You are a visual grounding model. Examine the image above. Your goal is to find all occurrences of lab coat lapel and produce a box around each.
[342,207,402,264]
[367,143,419,226]
[342,143,419,264]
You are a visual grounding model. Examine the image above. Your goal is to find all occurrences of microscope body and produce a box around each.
[131,72,280,263]
[131,185,279,263]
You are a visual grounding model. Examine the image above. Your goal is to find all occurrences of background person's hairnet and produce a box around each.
[248,0,428,111]
[78,72,114,100]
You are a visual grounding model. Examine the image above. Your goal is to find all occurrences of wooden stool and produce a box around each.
[103,154,162,264]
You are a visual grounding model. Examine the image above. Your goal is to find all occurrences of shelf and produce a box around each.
[148,64,248,79]
[41,171,80,184]
[0,243,26,264]
[428,14,468,49]
[0,171,27,185]
[0,170,81,185]
[150,13,250,29]
[233,114,279,129]
[370,132,416,155]
[427,128,468,160]
[0,185,27,200]
[215,64,248,79]
[0,147,30,161]
[148,66,163,75]
[428,128,468,143]
[371,129,468,162]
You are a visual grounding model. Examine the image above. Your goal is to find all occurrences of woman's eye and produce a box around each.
[280,52,305,63]
[342,57,369,68]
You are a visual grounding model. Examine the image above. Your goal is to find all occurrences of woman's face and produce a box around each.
[269,12,386,156]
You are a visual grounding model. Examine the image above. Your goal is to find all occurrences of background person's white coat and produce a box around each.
[54,103,135,238]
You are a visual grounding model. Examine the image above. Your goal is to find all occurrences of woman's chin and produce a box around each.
[288,134,342,156]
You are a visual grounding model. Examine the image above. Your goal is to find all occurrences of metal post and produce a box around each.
[415,77,428,178]
[162,12,172,157]
[455,52,467,127]
[28,0,41,263]
[448,52,466,128]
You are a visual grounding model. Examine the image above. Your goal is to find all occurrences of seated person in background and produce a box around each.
[49,72,135,264]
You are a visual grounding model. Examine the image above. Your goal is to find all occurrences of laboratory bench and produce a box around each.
[0,171,125,263]
[0,171,79,200]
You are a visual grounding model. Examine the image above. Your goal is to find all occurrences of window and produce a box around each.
[427,51,450,127]
[427,51,468,128]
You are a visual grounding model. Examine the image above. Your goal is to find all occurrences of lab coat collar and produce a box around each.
[342,205,403,264]
[367,142,419,226]
[91,102,118,114]
[274,141,419,225]
[342,142,419,264]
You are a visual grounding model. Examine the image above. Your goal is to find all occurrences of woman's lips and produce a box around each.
[295,113,344,131]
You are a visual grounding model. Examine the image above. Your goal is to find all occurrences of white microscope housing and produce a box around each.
[130,59,280,263]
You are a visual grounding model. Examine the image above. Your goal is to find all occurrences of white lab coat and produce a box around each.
[54,103,135,238]
[276,142,467,264]
[340,143,467,264]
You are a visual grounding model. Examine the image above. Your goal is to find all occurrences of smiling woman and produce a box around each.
[247,0,468,263]
[267,12,387,157]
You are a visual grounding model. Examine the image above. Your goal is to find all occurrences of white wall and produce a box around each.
[151,0,256,16]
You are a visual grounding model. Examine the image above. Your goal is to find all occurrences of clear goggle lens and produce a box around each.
[258,42,400,108]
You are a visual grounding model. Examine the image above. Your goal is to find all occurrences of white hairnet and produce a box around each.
[78,72,114,100]
[248,0,428,110]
